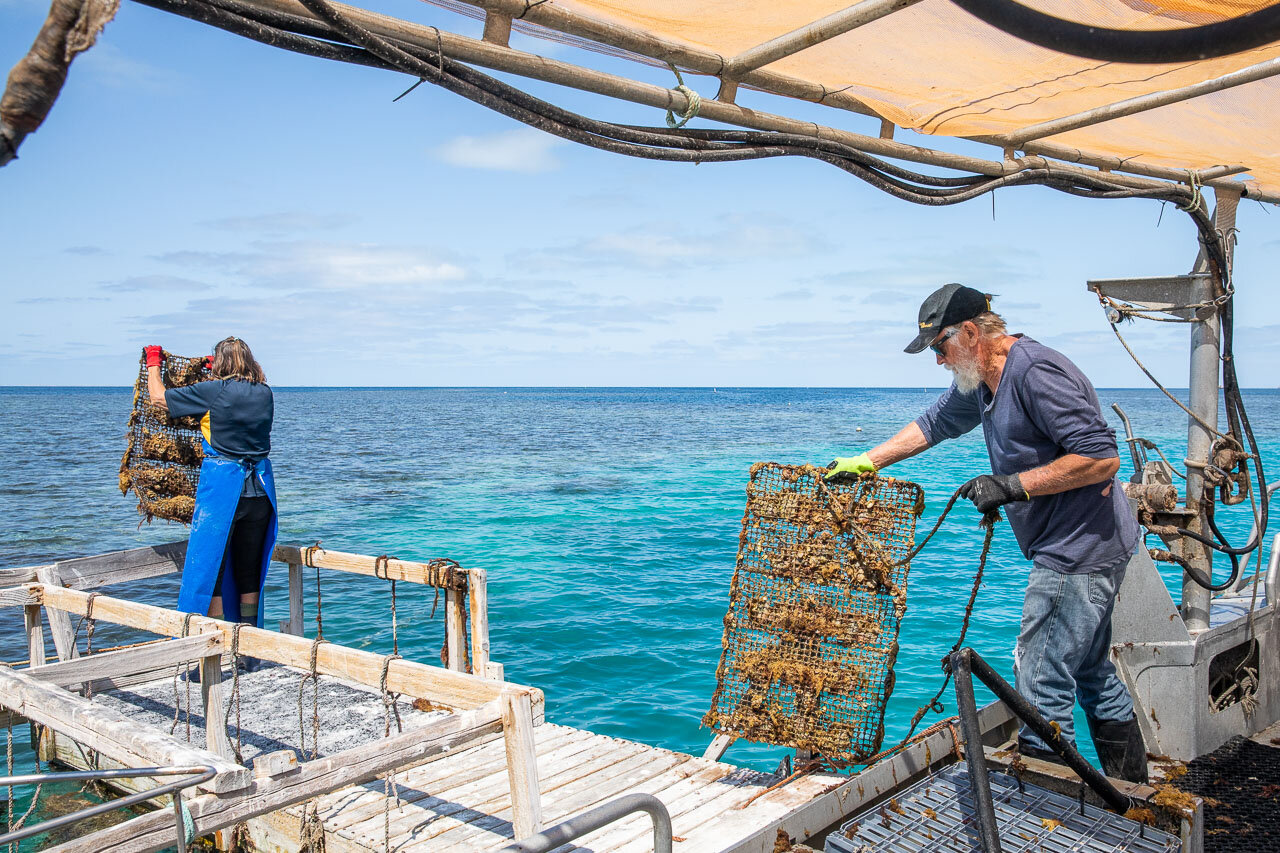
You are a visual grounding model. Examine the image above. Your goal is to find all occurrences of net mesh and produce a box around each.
[119,350,209,524]
[703,462,924,765]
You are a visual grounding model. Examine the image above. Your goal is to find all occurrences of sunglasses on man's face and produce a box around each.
[930,327,960,356]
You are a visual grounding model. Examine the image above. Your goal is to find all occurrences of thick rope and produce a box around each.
[298,637,325,760]
[379,652,403,853]
[304,541,325,640]
[224,623,246,764]
[664,63,700,129]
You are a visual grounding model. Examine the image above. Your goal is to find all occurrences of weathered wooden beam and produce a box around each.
[287,562,304,635]
[22,634,222,692]
[35,566,79,660]
[54,541,187,590]
[502,690,543,840]
[271,544,468,589]
[24,604,46,668]
[0,665,247,793]
[702,733,734,760]
[445,587,468,672]
[0,586,40,608]
[468,567,491,677]
[36,585,542,717]
[0,564,44,586]
[44,702,506,853]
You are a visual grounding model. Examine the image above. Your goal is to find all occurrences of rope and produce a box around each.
[6,715,13,853]
[171,613,196,738]
[298,637,325,760]
[178,794,196,844]
[298,799,326,852]
[664,63,701,129]
[9,723,44,835]
[1178,169,1203,212]
[81,592,101,700]
[305,542,326,640]
[224,623,246,764]
[853,514,999,767]
[379,652,403,853]
[374,555,399,656]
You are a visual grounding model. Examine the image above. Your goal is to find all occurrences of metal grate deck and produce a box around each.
[826,763,1178,853]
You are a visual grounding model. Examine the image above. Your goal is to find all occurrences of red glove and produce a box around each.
[144,346,164,368]
[203,355,214,371]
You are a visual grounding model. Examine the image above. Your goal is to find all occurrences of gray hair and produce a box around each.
[971,311,1006,338]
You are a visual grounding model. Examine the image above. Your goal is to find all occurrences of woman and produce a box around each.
[145,338,277,637]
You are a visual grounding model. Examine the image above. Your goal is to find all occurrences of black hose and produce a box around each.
[1170,526,1243,591]
[948,0,1280,63]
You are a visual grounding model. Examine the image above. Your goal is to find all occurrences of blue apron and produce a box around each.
[177,443,278,626]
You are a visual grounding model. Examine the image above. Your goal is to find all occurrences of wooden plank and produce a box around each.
[436,742,685,849]
[22,634,222,691]
[43,702,506,853]
[325,725,585,834]
[55,541,188,590]
[469,568,491,676]
[0,564,44,586]
[37,585,541,716]
[703,733,734,761]
[271,544,470,590]
[335,726,598,840]
[503,689,542,840]
[24,604,46,668]
[35,567,79,660]
[0,665,247,794]
[252,749,299,778]
[288,563,304,635]
[561,761,741,852]
[0,586,39,608]
[446,587,468,672]
[200,652,234,764]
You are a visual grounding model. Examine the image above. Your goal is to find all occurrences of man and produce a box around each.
[829,283,1147,783]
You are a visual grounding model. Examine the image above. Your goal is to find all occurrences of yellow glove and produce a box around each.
[826,453,876,478]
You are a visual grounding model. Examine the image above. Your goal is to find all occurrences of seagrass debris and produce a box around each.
[118,349,208,524]
[704,462,923,765]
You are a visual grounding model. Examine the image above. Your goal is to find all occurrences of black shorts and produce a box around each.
[215,495,273,596]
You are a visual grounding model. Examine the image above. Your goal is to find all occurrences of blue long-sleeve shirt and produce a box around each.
[914,336,1139,573]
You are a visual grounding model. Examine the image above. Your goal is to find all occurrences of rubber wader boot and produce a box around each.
[1088,715,1148,783]
[237,603,266,672]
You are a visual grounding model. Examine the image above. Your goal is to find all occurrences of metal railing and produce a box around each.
[501,792,672,853]
[949,648,1133,853]
[0,764,216,853]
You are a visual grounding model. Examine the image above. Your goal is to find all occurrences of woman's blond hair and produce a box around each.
[211,337,266,384]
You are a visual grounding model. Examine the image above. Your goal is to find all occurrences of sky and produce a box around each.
[2,0,1278,387]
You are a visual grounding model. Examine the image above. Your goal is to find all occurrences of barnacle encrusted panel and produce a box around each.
[119,351,208,524]
[703,462,924,765]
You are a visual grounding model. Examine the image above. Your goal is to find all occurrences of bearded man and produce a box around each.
[829,283,1148,783]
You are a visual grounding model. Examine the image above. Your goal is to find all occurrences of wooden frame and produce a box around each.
[3,583,543,852]
[2,540,494,677]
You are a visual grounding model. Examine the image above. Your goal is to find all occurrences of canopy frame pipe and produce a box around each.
[421,0,1274,202]
[187,0,1276,203]
[720,0,926,78]
[1007,56,1280,145]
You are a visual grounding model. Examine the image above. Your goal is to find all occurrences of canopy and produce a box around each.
[438,0,1280,200]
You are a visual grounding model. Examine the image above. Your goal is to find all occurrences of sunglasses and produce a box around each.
[930,327,960,356]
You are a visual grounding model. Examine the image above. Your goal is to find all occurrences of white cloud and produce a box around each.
[432,128,565,173]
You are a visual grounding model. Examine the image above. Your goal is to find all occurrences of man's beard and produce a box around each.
[946,351,983,393]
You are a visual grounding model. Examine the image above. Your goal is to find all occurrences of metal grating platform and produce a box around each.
[1172,734,1280,851]
[826,763,1178,853]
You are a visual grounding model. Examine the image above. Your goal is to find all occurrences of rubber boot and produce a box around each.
[1088,715,1148,784]
[237,603,265,673]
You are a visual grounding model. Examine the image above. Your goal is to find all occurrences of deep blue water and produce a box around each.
[1,385,1275,838]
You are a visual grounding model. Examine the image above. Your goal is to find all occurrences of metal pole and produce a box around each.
[1182,190,1238,631]
[501,793,672,853]
[950,651,1003,853]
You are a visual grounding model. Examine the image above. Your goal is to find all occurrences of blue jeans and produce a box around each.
[1013,561,1135,752]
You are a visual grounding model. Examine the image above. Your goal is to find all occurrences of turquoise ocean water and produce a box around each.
[0,386,1276,842]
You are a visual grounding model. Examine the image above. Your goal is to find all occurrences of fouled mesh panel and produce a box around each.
[119,350,209,524]
[703,462,924,765]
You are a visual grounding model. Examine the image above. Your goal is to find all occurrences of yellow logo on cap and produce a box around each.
[919,321,934,329]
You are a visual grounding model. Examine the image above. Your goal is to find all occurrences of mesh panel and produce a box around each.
[1171,735,1280,850]
[118,351,209,524]
[703,462,924,765]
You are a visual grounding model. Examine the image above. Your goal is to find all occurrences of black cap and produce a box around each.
[904,284,991,354]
